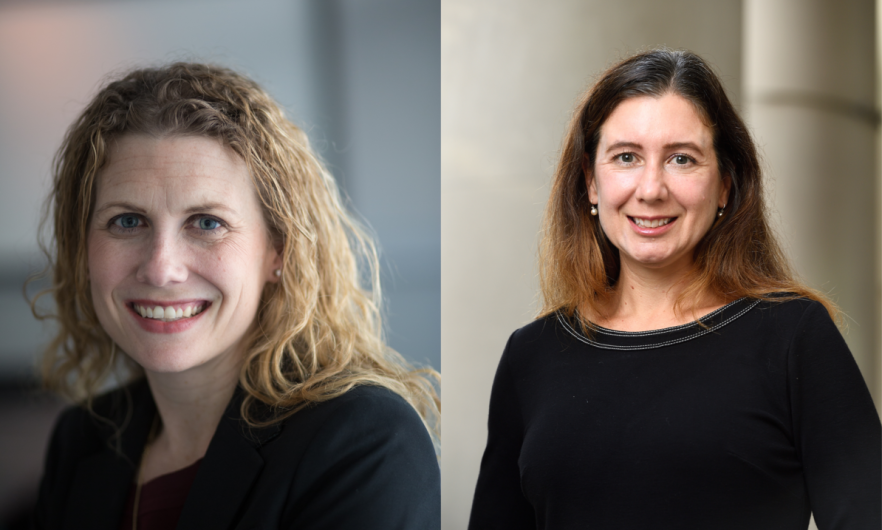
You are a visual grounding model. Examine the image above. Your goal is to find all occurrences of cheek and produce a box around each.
[593,178,632,222]
[677,189,720,238]
[592,170,629,202]
[203,237,272,296]
[86,235,134,335]
[87,235,125,299]
[685,184,722,216]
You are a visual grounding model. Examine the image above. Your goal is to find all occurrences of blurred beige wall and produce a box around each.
[442,1,742,527]
[744,0,880,407]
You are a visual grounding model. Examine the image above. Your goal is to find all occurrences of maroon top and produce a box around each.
[118,459,202,530]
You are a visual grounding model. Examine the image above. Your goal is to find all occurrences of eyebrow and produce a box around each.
[93,201,237,215]
[663,142,706,153]
[93,202,146,215]
[184,202,237,215]
[604,141,641,152]
[604,141,707,153]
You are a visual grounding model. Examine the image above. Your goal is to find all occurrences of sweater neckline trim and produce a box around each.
[556,297,760,351]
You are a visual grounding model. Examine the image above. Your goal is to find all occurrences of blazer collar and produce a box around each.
[62,381,283,530]
[177,388,282,528]
[63,379,156,528]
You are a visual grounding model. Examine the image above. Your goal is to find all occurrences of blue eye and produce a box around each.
[673,155,692,165]
[114,215,140,229]
[619,153,634,163]
[198,217,220,230]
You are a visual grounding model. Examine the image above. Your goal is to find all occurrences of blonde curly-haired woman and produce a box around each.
[34,62,439,529]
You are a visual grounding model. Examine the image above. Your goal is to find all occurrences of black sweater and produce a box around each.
[469,298,880,530]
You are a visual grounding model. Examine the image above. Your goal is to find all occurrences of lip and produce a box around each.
[628,216,677,236]
[126,299,211,334]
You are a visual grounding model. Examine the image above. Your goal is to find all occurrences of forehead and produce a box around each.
[95,134,257,208]
[599,94,713,147]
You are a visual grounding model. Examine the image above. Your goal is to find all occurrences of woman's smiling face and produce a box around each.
[588,93,731,274]
[88,134,280,375]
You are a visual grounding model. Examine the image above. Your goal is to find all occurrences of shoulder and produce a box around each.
[269,386,440,528]
[512,312,561,342]
[36,380,153,527]
[46,379,150,453]
[43,402,98,475]
[285,384,428,434]
[742,297,854,371]
[315,384,423,419]
[268,384,436,465]
[751,296,835,332]
[508,312,568,349]
[498,312,575,370]
[41,380,153,474]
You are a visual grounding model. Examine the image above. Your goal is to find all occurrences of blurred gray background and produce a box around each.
[0,0,439,526]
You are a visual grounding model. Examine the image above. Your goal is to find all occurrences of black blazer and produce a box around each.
[35,380,440,529]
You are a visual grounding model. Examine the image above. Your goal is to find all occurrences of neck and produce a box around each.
[594,255,722,331]
[143,352,242,469]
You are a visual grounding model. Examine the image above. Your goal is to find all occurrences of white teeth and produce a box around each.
[133,303,206,322]
[633,217,673,228]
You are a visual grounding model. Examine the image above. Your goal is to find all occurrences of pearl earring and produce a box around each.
[274,269,282,277]
[717,206,725,218]
[590,204,598,216]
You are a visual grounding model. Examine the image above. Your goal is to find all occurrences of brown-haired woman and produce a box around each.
[469,49,880,530]
[33,63,440,529]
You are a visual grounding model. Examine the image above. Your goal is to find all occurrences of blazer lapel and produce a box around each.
[176,392,281,529]
[64,450,136,528]
[62,381,156,529]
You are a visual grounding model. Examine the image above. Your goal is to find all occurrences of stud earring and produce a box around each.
[274,269,282,277]
[717,206,725,218]
[590,204,598,216]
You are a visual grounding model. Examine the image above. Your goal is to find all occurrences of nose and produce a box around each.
[136,232,188,286]
[635,161,669,203]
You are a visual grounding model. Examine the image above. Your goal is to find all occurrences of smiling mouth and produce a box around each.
[130,302,209,322]
[630,217,675,228]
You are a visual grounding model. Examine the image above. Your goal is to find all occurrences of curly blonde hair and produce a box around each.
[32,62,439,432]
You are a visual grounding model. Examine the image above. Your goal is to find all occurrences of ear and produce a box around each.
[265,239,283,283]
[584,154,598,204]
[718,173,732,208]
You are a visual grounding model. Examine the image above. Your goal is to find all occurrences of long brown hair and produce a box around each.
[539,49,835,323]
[32,62,439,432]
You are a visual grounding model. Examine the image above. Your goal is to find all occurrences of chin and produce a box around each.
[125,344,209,374]
[624,252,689,271]
[642,255,674,265]
[626,252,672,265]
[620,243,687,266]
